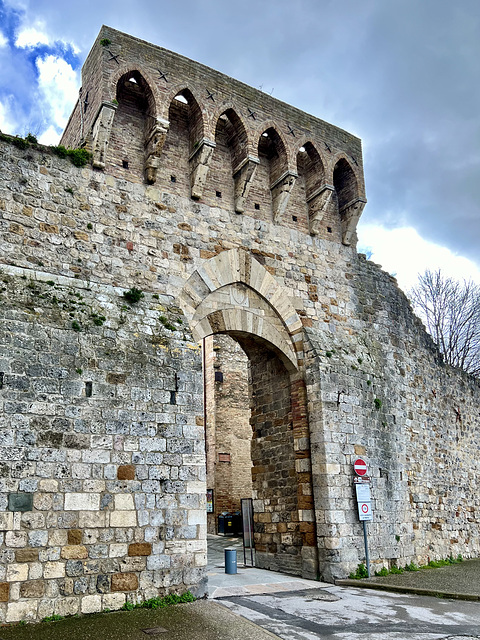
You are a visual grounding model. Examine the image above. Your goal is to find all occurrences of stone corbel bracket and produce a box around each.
[233,156,260,213]
[144,118,170,184]
[340,197,367,245]
[189,138,216,199]
[271,170,297,221]
[307,184,335,236]
[91,101,118,169]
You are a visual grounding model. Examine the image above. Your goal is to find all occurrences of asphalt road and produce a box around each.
[219,585,480,640]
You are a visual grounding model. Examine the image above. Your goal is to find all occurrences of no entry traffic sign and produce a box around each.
[358,501,373,521]
[353,458,368,476]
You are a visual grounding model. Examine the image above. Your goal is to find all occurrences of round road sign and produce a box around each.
[353,458,368,476]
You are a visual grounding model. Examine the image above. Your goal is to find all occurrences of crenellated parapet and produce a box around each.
[62,26,367,246]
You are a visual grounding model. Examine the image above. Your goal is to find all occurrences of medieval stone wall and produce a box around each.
[0,24,479,621]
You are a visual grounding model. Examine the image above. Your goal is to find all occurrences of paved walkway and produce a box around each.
[207,534,324,598]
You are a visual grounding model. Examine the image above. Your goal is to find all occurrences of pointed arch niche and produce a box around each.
[286,142,325,234]
[157,89,206,199]
[246,127,293,221]
[333,157,367,245]
[204,109,257,212]
[107,70,157,183]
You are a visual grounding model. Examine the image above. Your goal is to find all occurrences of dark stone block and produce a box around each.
[8,492,33,512]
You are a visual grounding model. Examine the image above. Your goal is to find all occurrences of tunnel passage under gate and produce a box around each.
[180,248,318,579]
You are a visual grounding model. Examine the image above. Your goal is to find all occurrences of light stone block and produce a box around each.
[6,563,28,582]
[103,592,126,610]
[6,601,37,623]
[114,494,135,510]
[81,594,102,614]
[187,510,206,526]
[43,562,65,579]
[110,511,137,527]
[79,511,106,528]
[109,543,128,557]
[64,493,100,511]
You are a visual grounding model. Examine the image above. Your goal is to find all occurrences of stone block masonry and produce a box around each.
[0,267,206,621]
[0,24,479,621]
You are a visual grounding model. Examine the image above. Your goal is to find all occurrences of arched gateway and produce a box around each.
[179,249,318,578]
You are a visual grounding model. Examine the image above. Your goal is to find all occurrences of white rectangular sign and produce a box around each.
[355,483,371,503]
[358,501,373,521]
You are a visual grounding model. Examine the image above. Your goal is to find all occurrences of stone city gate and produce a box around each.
[179,248,318,578]
[1,24,480,624]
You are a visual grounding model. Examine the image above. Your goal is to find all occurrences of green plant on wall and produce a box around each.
[374,398,382,410]
[123,287,144,304]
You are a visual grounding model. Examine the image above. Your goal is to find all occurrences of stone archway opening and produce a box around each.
[179,248,318,579]
[203,328,313,577]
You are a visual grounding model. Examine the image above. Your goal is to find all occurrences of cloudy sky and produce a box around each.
[0,0,479,292]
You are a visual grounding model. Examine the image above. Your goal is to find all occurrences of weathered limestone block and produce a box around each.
[271,170,297,221]
[189,139,216,199]
[91,102,118,169]
[233,156,259,213]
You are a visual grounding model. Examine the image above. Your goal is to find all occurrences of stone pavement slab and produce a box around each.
[0,600,280,640]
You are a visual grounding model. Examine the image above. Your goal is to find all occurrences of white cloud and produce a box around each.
[0,97,19,135]
[0,32,8,48]
[357,224,480,293]
[38,125,61,146]
[15,26,50,48]
[36,54,79,131]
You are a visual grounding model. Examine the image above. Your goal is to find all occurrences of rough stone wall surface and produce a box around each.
[204,335,251,533]
[0,264,206,622]
[0,24,479,621]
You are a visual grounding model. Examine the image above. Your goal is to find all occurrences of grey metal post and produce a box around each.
[363,520,371,577]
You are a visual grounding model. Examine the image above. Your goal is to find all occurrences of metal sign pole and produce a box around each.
[362,521,371,577]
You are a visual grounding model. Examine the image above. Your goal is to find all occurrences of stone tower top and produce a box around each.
[61,25,366,244]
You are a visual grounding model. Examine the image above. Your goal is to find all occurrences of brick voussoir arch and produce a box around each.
[329,151,365,199]
[159,84,207,135]
[255,119,296,172]
[207,103,252,154]
[108,65,161,113]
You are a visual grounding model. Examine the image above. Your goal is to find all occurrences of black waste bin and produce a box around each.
[218,512,234,536]
[232,511,243,536]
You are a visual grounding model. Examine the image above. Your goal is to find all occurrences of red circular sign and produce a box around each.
[353,458,368,476]
[361,503,369,513]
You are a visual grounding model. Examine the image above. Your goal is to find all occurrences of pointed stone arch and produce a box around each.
[208,106,259,213]
[332,154,367,246]
[179,248,304,369]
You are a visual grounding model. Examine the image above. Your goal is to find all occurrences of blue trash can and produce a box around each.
[225,548,237,574]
